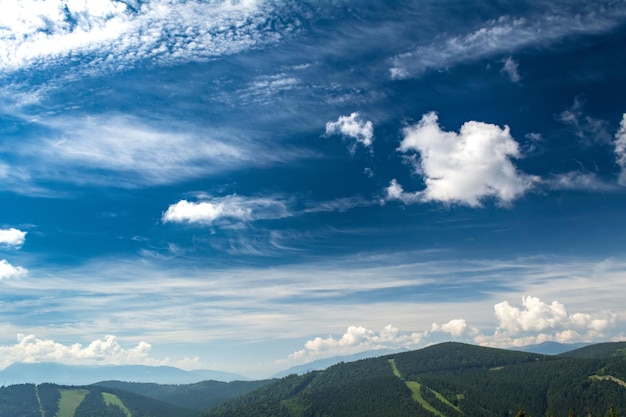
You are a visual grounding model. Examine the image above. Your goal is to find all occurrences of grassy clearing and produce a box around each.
[388,359,402,378]
[56,389,89,417]
[406,381,446,417]
[102,392,132,417]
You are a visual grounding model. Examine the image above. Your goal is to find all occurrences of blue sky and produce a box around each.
[1,0,626,378]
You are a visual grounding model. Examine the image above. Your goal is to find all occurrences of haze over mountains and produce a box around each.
[0,362,246,386]
[0,341,591,386]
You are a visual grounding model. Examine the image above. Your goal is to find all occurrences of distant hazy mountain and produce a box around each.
[511,341,592,355]
[272,348,406,378]
[0,362,247,386]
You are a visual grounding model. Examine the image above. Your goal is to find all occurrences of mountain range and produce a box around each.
[0,362,246,386]
[1,341,626,417]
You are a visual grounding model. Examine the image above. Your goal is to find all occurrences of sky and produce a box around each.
[1,0,626,379]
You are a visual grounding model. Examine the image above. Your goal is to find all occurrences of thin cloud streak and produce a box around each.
[390,4,626,79]
[0,113,307,190]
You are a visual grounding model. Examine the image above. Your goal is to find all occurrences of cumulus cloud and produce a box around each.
[325,112,374,151]
[287,325,423,363]
[0,228,27,248]
[0,0,291,73]
[0,334,157,369]
[0,259,28,280]
[389,112,537,206]
[390,6,626,79]
[478,296,618,347]
[163,195,290,226]
[501,56,521,82]
[431,319,479,338]
[615,114,626,185]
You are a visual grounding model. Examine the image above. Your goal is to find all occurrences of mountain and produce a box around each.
[94,379,272,411]
[559,341,626,359]
[0,383,196,417]
[511,341,592,355]
[272,349,405,378]
[206,341,626,417]
[0,362,247,386]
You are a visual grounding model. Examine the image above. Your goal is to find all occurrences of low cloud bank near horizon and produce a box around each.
[284,296,620,365]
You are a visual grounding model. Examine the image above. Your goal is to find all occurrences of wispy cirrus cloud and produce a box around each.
[615,114,626,186]
[501,56,521,83]
[1,113,303,190]
[557,97,613,145]
[0,0,294,74]
[386,112,537,207]
[390,4,626,79]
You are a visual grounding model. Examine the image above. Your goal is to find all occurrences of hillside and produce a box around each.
[559,342,626,359]
[206,342,626,417]
[94,379,272,411]
[0,383,196,417]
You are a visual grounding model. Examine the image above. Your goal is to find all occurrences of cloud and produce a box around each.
[615,114,626,185]
[557,97,612,145]
[389,112,537,206]
[0,0,292,73]
[477,296,618,347]
[0,260,28,280]
[287,324,423,362]
[163,195,290,226]
[546,171,617,191]
[501,56,520,82]
[431,319,479,338]
[2,114,299,190]
[390,5,626,79]
[0,334,158,369]
[0,228,27,248]
[325,112,374,151]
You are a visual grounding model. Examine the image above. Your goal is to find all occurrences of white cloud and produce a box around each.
[287,324,423,363]
[391,112,537,206]
[390,6,626,79]
[163,195,289,226]
[501,56,521,82]
[432,319,478,338]
[477,296,618,347]
[0,334,159,369]
[3,114,296,189]
[615,114,626,185]
[557,98,612,145]
[325,112,374,151]
[0,228,27,248]
[547,171,617,191]
[0,0,289,73]
[0,259,28,280]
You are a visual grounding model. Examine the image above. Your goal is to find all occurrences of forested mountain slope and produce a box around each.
[0,383,196,417]
[206,342,626,417]
[94,379,271,411]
